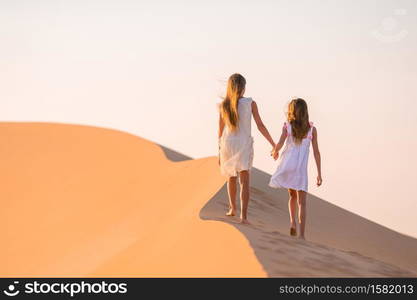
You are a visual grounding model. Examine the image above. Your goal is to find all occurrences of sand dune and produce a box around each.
[1,122,416,277]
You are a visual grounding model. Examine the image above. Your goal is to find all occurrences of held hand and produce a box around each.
[270,149,279,160]
[316,175,322,186]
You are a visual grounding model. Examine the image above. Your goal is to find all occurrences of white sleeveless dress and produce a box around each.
[219,97,254,177]
[269,121,314,192]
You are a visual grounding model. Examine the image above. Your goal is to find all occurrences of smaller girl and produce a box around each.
[269,98,322,240]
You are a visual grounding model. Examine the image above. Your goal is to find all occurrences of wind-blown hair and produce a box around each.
[220,73,246,132]
[287,98,310,144]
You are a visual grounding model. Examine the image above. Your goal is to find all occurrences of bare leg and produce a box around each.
[297,190,307,239]
[226,176,237,216]
[288,189,297,235]
[239,170,250,224]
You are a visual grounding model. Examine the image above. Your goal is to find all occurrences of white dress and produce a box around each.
[219,97,254,177]
[269,121,314,192]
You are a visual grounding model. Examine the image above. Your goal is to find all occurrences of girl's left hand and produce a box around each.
[316,175,322,186]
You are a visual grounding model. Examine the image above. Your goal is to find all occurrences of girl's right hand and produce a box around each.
[274,151,279,160]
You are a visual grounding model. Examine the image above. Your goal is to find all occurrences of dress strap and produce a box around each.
[284,121,291,137]
[308,121,314,140]
[246,97,253,112]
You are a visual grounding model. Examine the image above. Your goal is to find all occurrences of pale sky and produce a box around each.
[1,0,417,237]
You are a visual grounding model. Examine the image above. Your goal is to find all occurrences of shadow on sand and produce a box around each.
[159,144,192,162]
[199,168,417,277]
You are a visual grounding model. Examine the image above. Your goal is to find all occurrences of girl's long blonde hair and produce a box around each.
[220,73,246,132]
[287,98,310,144]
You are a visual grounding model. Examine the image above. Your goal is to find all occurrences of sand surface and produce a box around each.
[1,123,416,277]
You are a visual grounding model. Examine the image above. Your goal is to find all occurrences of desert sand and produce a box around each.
[1,122,416,277]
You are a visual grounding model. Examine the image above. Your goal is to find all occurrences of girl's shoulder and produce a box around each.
[283,121,315,134]
[240,97,253,103]
[284,121,314,127]
[216,102,223,113]
[216,99,225,109]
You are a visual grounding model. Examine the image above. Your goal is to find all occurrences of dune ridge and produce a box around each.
[0,122,263,277]
[1,122,416,277]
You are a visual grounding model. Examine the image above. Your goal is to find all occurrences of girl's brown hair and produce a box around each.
[287,98,310,144]
[220,73,246,131]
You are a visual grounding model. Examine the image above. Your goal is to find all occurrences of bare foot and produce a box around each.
[298,235,306,240]
[239,218,251,225]
[226,209,235,216]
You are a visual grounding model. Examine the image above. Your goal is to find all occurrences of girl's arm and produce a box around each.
[312,127,322,186]
[272,125,287,160]
[251,101,275,148]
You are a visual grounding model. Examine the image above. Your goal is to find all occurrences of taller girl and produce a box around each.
[269,98,322,239]
[218,73,275,224]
